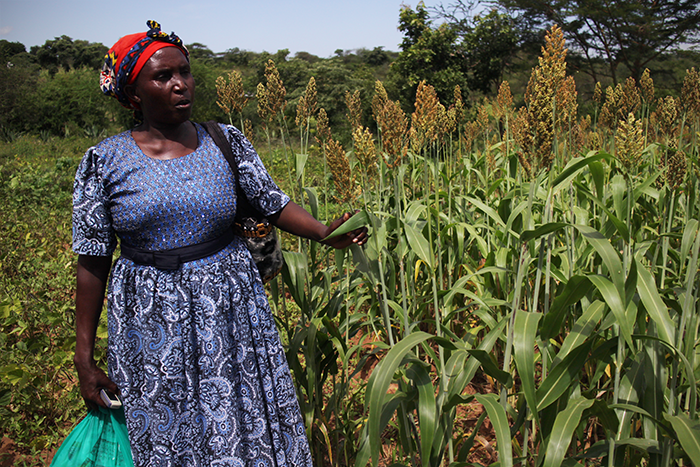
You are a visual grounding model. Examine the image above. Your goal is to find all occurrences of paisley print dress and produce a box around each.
[72,123,312,467]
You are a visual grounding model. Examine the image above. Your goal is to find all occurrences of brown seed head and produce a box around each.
[325,138,357,203]
[345,90,362,131]
[660,146,687,191]
[572,114,591,152]
[372,80,389,129]
[216,71,248,117]
[476,100,490,134]
[243,119,254,146]
[316,108,331,145]
[622,77,641,116]
[383,100,409,168]
[654,96,679,138]
[599,84,625,129]
[588,131,602,151]
[615,112,644,172]
[520,24,568,174]
[539,24,567,93]
[494,81,514,120]
[512,109,533,177]
[681,67,700,117]
[215,76,232,115]
[453,85,465,126]
[556,75,578,129]
[256,83,269,125]
[295,77,317,128]
[436,103,453,143]
[640,69,655,105]
[461,121,478,155]
[263,59,287,117]
[593,82,603,107]
[353,126,377,175]
[410,81,439,151]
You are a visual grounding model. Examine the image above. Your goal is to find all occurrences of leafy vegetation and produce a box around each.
[1,7,700,467]
[0,135,108,464]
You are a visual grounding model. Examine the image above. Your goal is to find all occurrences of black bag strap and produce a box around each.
[201,120,239,178]
[200,121,257,219]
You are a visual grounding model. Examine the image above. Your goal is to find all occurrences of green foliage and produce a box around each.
[4,13,700,467]
[0,39,28,62]
[30,35,107,73]
[0,135,109,463]
[463,10,518,94]
[498,0,700,83]
[389,3,469,106]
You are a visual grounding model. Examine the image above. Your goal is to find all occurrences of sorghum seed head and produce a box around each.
[296,77,317,127]
[410,81,439,151]
[640,69,654,105]
[615,113,644,172]
[256,83,269,124]
[353,126,377,175]
[382,99,409,167]
[325,138,356,203]
[681,67,700,117]
[316,108,331,145]
[263,59,287,117]
[372,80,389,128]
[345,90,362,131]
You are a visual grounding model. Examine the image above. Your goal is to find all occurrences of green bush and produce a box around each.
[0,135,108,461]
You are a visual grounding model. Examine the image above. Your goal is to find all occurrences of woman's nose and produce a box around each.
[173,74,188,92]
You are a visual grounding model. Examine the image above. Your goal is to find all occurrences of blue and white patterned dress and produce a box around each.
[72,122,312,467]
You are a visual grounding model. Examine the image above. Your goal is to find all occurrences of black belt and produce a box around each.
[120,229,235,270]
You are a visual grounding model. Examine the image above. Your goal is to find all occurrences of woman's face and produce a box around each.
[128,47,195,126]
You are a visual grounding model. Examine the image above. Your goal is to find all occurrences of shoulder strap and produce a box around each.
[201,120,238,178]
[200,121,258,218]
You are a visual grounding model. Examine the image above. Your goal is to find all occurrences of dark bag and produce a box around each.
[201,121,283,283]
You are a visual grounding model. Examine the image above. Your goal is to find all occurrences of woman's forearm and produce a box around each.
[268,201,330,242]
[269,202,368,249]
[74,255,112,365]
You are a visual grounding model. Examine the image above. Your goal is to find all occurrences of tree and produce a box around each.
[463,10,518,94]
[497,0,700,83]
[0,40,26,62]
[389,3,469,107]
[30,36,106,73]
[186,42,215,62]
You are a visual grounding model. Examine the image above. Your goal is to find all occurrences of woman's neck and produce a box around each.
[131,120,198,160]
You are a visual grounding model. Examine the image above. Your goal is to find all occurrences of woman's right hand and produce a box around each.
[75,358,119,410]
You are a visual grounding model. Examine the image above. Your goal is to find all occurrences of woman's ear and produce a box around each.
[124,84,140,104]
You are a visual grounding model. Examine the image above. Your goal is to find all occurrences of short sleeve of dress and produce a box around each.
[72,146,117,256]
[225,124,290,216]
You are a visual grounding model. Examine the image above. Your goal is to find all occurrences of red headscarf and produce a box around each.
[100,20,189,109]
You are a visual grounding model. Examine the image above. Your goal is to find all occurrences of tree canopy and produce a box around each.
[29,36,107,73]
[389,3,469,107]
[497,0,700,83]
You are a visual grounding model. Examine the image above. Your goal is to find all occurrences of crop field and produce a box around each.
[1,25,699,466]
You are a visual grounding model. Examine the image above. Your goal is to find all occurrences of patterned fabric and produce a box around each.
[100,20,189,109]
[72,123,312,467]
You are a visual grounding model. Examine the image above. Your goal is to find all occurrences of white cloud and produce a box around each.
[0,26,13,35]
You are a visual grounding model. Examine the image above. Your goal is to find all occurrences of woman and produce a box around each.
[73,20,367,467]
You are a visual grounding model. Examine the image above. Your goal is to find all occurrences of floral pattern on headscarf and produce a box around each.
[100,20,189,109]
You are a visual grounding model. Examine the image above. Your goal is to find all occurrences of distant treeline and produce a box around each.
[0,36,400,141]
[1,1,698,142]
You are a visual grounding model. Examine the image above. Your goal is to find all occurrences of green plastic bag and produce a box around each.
[51,407,134,467]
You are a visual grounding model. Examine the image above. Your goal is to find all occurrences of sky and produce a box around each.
[0,0,446,58]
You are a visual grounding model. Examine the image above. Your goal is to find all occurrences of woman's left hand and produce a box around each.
[322,211,369,249]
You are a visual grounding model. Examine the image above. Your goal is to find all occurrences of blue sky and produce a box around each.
[0,0,446,57]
